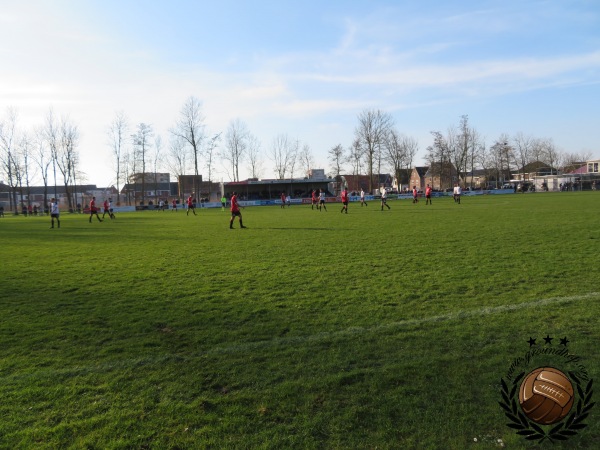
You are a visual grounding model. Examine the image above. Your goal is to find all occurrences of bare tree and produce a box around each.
[122,145,136,206]
[132,123,153,205]
[153,134,163,202]
[205,132,221,199]
[0,107,20,212]
[328,143,345,179]
[166,135,188,184]
[56,117,80,211]
[538,138,559,174]
[44,108,60,199]
[222,119,248,182]
[32,126,52,212]
[171,96,205,196]
[18,132,36,211]
[385,130,418,191]
[488,134,513,187]
[450,115,471,184]
[426,131,451,189]
[512,132,534,178]
[246,134,263,179]
[466,128,484,189]
[270,134,296,179]
[298,143,314,178]
[107,111,129,205]
[348,138,364,189]
[560,150,592,169]
[287,139,300,195]
[354,109,393,192]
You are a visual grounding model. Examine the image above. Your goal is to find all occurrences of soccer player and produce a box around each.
[229,191,246,229]
[172,199,177,212]
[318,189,327,211]
[453,183,461,204]
[186,195,197,216]
[425,184,433,205]
[221,195,227,211]
[380,187,391,210]
[360,189,368,207]
[89,197,103,223]
[340,188,349,214]
[412,186,419,204]
[102,199,115,219]
[311,190,318,210]
[50,198,60,228]
[280,192,286,208]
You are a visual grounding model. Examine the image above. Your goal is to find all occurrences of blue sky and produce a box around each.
[1,0,599,186]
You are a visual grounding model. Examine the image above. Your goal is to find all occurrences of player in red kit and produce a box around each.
[102,199,114,219]
[229,191,246,229]
[425,184,433,205]
[412,186,419,204]
[311,190,317,210]
[340,188,349,214]
[187,195,197,216]
[89,197,103,223]
[280,192,286,208]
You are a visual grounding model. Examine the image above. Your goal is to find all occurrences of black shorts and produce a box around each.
[319,200,325,204]
[51,213,59,219]
[231,211,242,217]
[342,201,348,206]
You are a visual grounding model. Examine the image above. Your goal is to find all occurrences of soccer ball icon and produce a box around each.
[519,367,574,425]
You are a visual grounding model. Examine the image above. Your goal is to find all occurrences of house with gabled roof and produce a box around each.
[409,166,429,190]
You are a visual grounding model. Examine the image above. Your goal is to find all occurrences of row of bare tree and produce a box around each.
[1,102,594,210]
[0,108,81,211]
[425,115,592,189]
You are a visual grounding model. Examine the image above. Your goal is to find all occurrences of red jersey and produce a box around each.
[281,193,286,202]
[311,191,317,201]
[90,199,97,212]
[230,195,240,213]
[341,191,348,202]
[172,200,177,207]
[413,188,418,197]
[426,186,432,196]
[103,200,109,210]
[187,196,193,207]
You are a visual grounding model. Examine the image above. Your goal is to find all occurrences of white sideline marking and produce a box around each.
[209,291,600,354]
[4,292,599,381]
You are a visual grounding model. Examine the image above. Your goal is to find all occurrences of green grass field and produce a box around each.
[1,193,599,449]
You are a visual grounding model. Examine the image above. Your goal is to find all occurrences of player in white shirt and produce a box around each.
[453,184,462,204]
[380,187,391,210]
[318,189,327,212]
[50,198,60,229]
[360,189,368,207]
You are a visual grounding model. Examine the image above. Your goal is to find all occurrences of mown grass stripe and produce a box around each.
[4,292,597,383]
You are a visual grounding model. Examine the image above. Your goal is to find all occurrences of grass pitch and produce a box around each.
[1,193,599,449]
